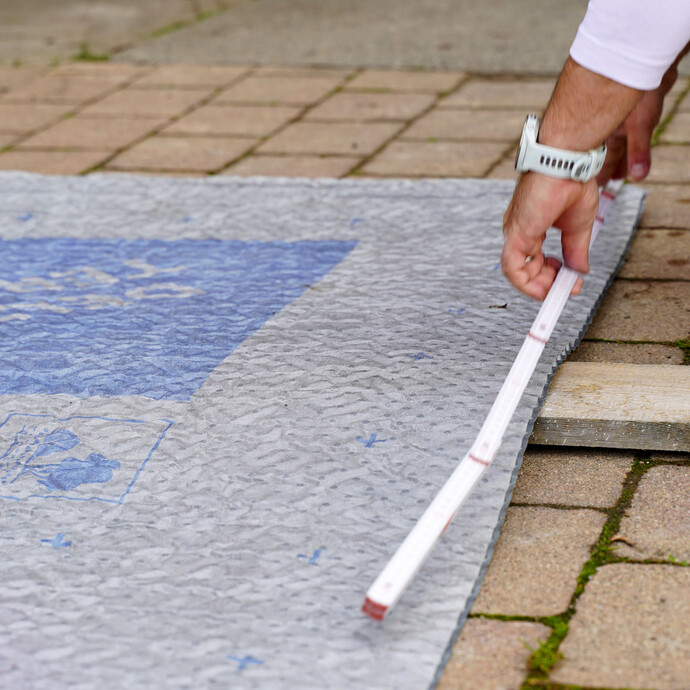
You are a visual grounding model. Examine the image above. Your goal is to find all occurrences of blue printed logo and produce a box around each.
[0,238,356,399]
[0,413,172,503]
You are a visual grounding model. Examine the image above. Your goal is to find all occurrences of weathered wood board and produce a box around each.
[532,362,690,451]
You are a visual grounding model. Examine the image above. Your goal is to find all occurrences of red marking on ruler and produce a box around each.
[528,330,548,345]
[468,453,490,467]
[596,215,604,223]
[362,597,388,620]
[601,190,615,199]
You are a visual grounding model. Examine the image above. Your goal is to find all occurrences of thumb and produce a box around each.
[561,223,592,275]
[557,179,599,274]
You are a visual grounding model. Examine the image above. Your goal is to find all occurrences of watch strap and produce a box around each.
[516,114,607,182]
[521,140,607,182]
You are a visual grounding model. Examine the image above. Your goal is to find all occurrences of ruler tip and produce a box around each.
[362,597,388,620]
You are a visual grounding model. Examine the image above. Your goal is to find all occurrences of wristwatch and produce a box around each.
[514,114,606,182]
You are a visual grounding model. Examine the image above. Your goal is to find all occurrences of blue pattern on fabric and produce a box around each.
[0,413,173,503]
[0,238,356,399]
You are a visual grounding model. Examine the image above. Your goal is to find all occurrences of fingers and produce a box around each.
[597,127,627,186]
[625,100,656,181]
[501,239,560,301]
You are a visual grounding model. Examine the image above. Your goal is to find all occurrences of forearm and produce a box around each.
[538,57,643,151]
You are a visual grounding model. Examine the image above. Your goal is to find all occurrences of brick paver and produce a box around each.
[471,507,606,617]
[361,140,506,177]
[486,152,518,179]
[0,149,111,174]
[0,102,74,134]
[305,91,435,122]
[618,228,690,279]
[552,564,690,690]
[133,65,250,90]
[440,79,555,109]
[224,154,360,178]
[0,66,44,91]
[645,145,690,183]
[106,135,257,172]
[18,116,164,151]
[638,183,690,228]
[81,88,211,118]
[403,108,524,141]
[345,69,465,93]
[2,74,121,103]
[215,75,344,106]
[614,465,690,561]
[162,104,301,138]
[659,111,690,143]
[585,280,690,342]
[437,618,550,690]
[258,121,402,156]
[512,448,633,508]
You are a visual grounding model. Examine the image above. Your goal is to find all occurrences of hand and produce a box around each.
[502,173,600,300]
[597,88,666,185]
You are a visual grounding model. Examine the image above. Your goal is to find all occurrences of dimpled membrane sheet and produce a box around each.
[0,173,643,689]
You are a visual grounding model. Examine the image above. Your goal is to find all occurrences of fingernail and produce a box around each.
[630,163,646,179]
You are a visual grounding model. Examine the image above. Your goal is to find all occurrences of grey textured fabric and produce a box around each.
[0,173,642,689]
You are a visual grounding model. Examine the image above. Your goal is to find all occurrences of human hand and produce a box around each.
[501,173,600,300]
[597,88,667,185]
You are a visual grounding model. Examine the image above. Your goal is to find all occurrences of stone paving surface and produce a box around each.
[0,13,688,687]
[471,507,607,617]
[551,565,690,690]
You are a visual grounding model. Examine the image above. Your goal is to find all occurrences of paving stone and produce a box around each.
[440,79,555,109]
[486,152,519,180]
[674,87,690,112]
[305,91,435,122]
[552,564,690,690]
[567,340,685,365]
[0,66,44,91]
[361,140,505,177]
[0,149,110,174]
[257,121,402,156]
[132,65,250,89]
[618,228,690,279]
[162,104,300,138]
[645,145,690,183]
[1,74,118,103]
[614,465,690,561]
[251,66,353,80]
[0,133,18,147]
[18,116,163,151]
[584,280,690,342]
[437,618,549,690]
[659,112,690,143]
[345,69,465,93]
[215,75,343,106]
[471,506,606,617]
[106,135,257,172]
[224,154,359,178]
[403,108,525,141]
[0,103,73,134]
[50,63,146,82]
[80,88,210,118]
[638,184,690,229]
[511,448,632,508]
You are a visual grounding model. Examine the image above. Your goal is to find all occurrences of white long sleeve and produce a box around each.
[570,0,690,89]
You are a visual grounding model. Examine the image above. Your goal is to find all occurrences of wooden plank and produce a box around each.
[531,362,690,451]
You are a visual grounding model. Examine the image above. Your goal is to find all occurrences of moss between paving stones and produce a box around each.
[470,456,671,689]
